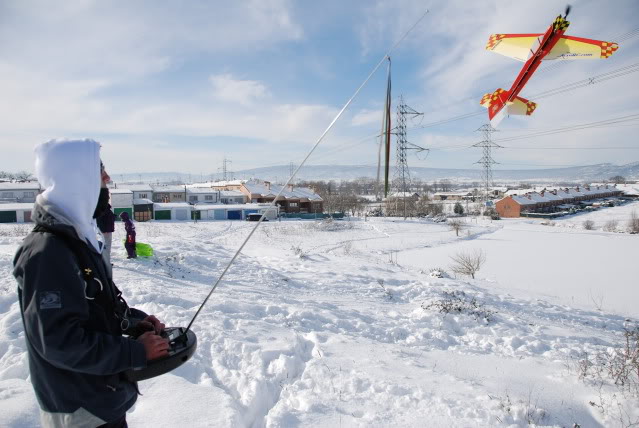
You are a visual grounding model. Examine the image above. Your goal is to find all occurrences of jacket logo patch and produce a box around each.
[39,291,62,309]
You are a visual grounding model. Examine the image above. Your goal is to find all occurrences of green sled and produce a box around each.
[123,241,154,257]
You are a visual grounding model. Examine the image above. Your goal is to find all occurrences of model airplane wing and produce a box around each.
[485,34,543,62]
[545,35,619,60]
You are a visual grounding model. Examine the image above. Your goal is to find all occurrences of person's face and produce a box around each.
[100,162,111,186]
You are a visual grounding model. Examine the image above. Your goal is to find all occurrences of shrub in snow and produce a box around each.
[449,249,485,279]
[421,290,495,322]
[428,267,448,278]
[447,219,465,237]
[453,202,464,215]
[290,245,307,258]
[603,219,618,232]
[576,325,639,426]
[628,210,639,234]
[305,218,353,232]
[582,220,595,230]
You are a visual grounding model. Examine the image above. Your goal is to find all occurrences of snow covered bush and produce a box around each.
[578,326,639,396]
[628,210,639,234]
[290,244,307,258]
[449,249,485,279]
[305,217,353,232]
[576,325,639,427]
[422,290,495,322]
[428,267,448,278]
[582,220,595,230]
[604,219,618,232]
[447,219,465,236]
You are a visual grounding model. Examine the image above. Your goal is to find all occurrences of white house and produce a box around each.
[153,202,192,221]
[193,203,278,221]
[0,182,41,203]
[123,184,154,201]
[110,189,134,219]
[186,187,219,205]
[220,190,245,204]
[0,203,34,223]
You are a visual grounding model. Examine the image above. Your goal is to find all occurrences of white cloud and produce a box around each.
[209,74,270,105]
[351,109,383,127]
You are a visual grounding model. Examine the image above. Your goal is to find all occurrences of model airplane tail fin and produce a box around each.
[480,89,537,127]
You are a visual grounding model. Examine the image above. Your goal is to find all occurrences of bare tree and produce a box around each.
[14,170,34,181]
[583,220,595,230]
[448,219,465,236]
[609,175,626,184]
[449,249,486,279]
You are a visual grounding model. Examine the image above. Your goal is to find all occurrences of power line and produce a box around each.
[409,61,639,131]
[493,113,639,143]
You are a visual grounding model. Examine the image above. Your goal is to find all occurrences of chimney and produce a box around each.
[287,184,294,192]
[264,181,271,190]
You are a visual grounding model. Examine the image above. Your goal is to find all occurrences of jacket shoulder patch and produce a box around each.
[39,291,62,309]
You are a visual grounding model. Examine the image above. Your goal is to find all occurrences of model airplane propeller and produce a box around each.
[481,6,618,126]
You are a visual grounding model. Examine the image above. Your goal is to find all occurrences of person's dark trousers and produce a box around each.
[98,415,127,428]
[125,242,137,258]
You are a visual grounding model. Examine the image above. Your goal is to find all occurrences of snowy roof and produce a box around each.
[220,190,244,197]
[193,203,275,211]
[133,198,153,205]
[508,186,622,206]
[243,181,322,201]
[0,203,33,211]
[153,202,192,209]
[615,183,639,196]
[0,182,41,191]
[122,184,153,192]
[433,191,471,197]
[209,180,245,187]
[110,189,133,195]
[152,186,187,193]
[186,187,217,194]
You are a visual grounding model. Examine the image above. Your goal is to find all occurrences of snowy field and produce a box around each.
[1,202,638,427]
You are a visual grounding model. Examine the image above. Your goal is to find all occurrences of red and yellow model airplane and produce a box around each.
[481,7,618,126]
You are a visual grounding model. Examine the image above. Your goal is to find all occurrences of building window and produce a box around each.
[289,202,298,207]
[189,196,198,202]
[139,193,148,199]
[205,195,213,201]
[23,192,35,198]
[1,192,14,198]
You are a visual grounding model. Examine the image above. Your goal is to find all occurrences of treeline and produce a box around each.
[0,171,34,181]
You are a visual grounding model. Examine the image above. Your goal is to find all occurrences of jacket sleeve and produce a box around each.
[15,236,147,375]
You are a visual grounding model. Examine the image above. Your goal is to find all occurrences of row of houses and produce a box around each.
[0,179,322,223]
[495,186,623,218]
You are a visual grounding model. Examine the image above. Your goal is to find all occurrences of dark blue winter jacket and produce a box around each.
[13,204,147,426]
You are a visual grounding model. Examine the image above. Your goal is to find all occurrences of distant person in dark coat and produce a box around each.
[95,163,115,265]
[120,211,137,259]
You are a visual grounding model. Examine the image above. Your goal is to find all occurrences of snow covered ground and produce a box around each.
[0,202,638,427]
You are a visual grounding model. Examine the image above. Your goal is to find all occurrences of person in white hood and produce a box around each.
[13,139,169,428]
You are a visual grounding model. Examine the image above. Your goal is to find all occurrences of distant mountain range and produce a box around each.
[113,162,639,185]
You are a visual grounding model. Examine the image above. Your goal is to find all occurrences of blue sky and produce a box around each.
[1,0,638,176]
